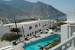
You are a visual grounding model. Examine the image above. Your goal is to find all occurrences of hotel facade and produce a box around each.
[0,19,57,39]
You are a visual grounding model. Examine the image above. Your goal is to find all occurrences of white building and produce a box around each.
[0,25,10,38]
[0,19,57,39]
[0,20,10,38]
[67,10,75,22]
[61,10,75,42]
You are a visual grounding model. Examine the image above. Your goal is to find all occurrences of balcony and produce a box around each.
[50,33,75,50]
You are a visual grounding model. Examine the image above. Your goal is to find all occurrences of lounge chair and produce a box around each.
[25,37,29,40]
[33,35,37,38]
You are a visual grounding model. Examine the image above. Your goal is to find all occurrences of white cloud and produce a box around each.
[3,0,11,1]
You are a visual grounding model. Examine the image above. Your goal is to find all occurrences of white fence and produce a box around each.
[50,34,75,50]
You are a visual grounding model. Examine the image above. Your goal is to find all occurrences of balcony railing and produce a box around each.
[50,34,75,50]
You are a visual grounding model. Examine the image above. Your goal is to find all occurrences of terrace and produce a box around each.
[50,33,75,50]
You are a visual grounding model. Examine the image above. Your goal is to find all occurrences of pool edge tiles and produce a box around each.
[23,34,61,50]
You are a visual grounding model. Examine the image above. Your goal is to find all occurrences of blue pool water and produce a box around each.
[23,34,60,50]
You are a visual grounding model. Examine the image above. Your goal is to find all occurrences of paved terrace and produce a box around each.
[23,29,54,44]
[0,40,10,48]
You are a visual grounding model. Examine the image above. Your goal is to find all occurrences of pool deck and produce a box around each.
[24,32,53,44]
[18,30,60,50]
[0,30,60,50]
[0,40,10,48]
[25,32,60,43]
[13,43,24,50]
[14,29,55,50]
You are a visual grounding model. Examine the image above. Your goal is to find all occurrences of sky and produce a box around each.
[26,0,75,13]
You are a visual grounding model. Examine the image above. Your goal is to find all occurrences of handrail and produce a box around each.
[50,35,75,50]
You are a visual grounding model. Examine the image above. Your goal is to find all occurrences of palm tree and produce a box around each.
[13,17,21,41]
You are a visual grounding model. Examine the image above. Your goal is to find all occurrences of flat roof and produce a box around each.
[65,21,75,23]
[4,20,50,27]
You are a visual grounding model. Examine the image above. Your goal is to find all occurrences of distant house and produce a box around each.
[0,26,10,38]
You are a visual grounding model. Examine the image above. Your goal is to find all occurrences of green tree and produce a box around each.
[1,32,22,41]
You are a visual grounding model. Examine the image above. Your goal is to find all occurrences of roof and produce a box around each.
[3,20,53,28]
[41,20,50,22]
[4,20,40,26]
[4,20,51,26]
[65,21,75,23]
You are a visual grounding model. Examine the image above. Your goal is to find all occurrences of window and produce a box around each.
[27,34,29,36]
[24,35,25,37]
[8,26,11,27]
[35,24,38,28]
[39,29,41,32]
[39,23,40,26]
[29,26,32,30]
[35,31,37,34]
[10,28,20,32]
[30,33,32,36]
[35,30,39,33]
[32,32,34,34]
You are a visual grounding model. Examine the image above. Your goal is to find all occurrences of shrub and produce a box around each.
[1,32,22,41]
[57,21,66,26]
[46,38,61,49]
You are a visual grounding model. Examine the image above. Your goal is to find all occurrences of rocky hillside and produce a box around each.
[0,0,65,18]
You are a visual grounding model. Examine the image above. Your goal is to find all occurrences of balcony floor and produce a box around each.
[66,46,75,50]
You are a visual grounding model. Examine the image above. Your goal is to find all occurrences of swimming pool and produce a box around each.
[23,34,60,50]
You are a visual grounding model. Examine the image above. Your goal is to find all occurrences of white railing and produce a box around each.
[50,35,75,50]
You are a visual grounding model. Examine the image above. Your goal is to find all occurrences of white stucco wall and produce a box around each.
[19,20,54,38]
[20,20,42,38]
[0,26,10,38]
[67,11,75,21]
[61,25,69,42]
[61,24,75,42]
[0,21,3,26]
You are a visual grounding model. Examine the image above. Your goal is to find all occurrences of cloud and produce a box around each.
[3,0,11,1]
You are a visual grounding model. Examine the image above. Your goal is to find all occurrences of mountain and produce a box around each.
[0,0,65,18]
[0,4,27,18]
